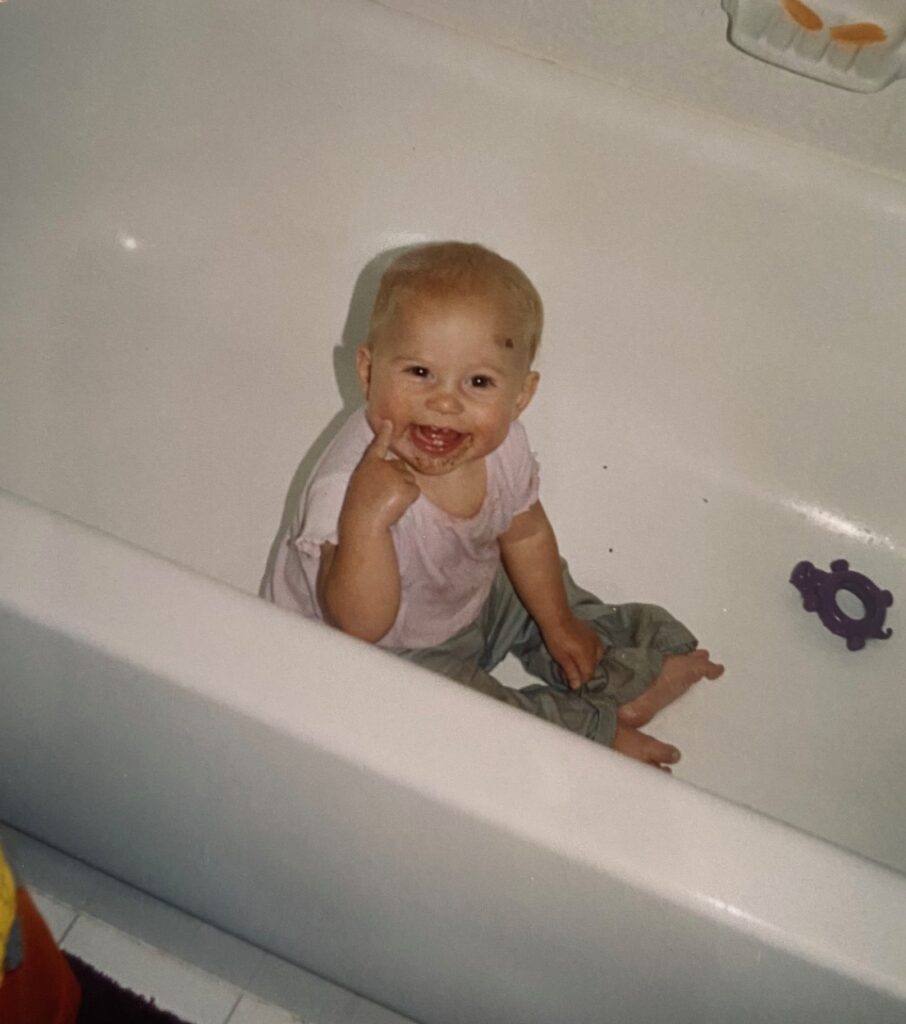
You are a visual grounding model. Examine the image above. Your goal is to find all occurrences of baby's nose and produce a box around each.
[426,388,464,414]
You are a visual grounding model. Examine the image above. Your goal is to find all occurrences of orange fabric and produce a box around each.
[0,888,80,1024]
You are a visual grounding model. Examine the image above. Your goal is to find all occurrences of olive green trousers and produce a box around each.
[392,564,697,747]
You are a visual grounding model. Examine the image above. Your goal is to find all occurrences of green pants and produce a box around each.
[392,565,697,746]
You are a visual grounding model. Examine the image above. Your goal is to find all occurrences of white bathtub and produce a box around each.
[1,1,904,1021]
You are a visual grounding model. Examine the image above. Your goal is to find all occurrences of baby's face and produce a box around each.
[357,291,539,477]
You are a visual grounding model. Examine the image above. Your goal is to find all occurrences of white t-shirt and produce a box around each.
[265,408,540,648]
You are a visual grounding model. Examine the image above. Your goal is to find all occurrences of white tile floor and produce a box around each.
[1,823,418,1024]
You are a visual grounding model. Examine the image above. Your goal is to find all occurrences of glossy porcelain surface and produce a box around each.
[374,0,906,176]
[1,1,905,1021]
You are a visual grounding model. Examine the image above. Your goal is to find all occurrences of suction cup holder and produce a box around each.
[790,559,894,650]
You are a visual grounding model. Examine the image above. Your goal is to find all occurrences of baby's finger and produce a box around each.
[562,658,583,690]
[579,640,604,679]
[390,458,417,485]
[366,420,395,461]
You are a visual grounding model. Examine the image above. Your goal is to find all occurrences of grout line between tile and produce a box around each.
[222,991,244,1024]
[58,910,81,946]
[13,839,414,1024]
[61,913,243,1024]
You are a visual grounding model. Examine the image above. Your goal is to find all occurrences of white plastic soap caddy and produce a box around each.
[722,0,906,90]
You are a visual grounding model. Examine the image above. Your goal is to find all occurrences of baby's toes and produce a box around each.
[704,660,725,680]
[642,733,681,769]
[663,654,706,687]
[691,649,725,680]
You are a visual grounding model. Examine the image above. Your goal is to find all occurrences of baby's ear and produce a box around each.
[514,370,540,417]
[355,344,373,397]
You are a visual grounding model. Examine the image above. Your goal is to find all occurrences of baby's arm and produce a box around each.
[318,421,419,642]
[499,501,603,689]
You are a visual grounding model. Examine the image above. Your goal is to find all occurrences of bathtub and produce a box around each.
[1,0,904,1021]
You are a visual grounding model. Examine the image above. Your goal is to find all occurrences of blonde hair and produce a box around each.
[366,241,543,363]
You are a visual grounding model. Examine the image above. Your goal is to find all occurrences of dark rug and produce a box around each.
[67,954,194,1024]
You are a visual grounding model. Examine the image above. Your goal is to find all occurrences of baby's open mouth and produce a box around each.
[410,424,466,456]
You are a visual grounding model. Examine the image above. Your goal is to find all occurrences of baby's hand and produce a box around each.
[341,420,420,533]
[543,615,605,690]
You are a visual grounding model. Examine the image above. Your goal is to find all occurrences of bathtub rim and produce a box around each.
[1,484,905,1004]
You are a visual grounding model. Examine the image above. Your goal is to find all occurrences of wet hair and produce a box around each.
[365,241,543,364]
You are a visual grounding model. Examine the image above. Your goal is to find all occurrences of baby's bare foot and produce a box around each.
[617,649,724,728]
[613,723,680,771]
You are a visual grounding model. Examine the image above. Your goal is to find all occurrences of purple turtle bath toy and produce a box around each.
[790,559,893,650]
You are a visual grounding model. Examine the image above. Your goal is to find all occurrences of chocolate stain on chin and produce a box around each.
[410,435,474,473]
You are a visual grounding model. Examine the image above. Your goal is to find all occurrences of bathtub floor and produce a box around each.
[0,823,418,1024]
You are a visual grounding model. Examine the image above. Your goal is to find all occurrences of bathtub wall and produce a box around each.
[3,488,906,1023]
[373,0,906,181]
[2,1,905,868]
[1,0,905,604]
[2,2,906,1019]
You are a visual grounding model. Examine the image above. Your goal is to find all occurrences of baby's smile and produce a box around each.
[409,423,467,457]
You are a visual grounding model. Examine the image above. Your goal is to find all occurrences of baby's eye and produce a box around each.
[469,375,495,389]
[405,365,430,378]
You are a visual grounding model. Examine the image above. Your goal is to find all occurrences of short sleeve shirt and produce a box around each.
[265,408,540,648]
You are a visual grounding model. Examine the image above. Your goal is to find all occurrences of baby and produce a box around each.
[265,242,723,769]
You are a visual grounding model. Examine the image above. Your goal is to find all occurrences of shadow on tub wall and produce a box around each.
[258,245,412,596]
